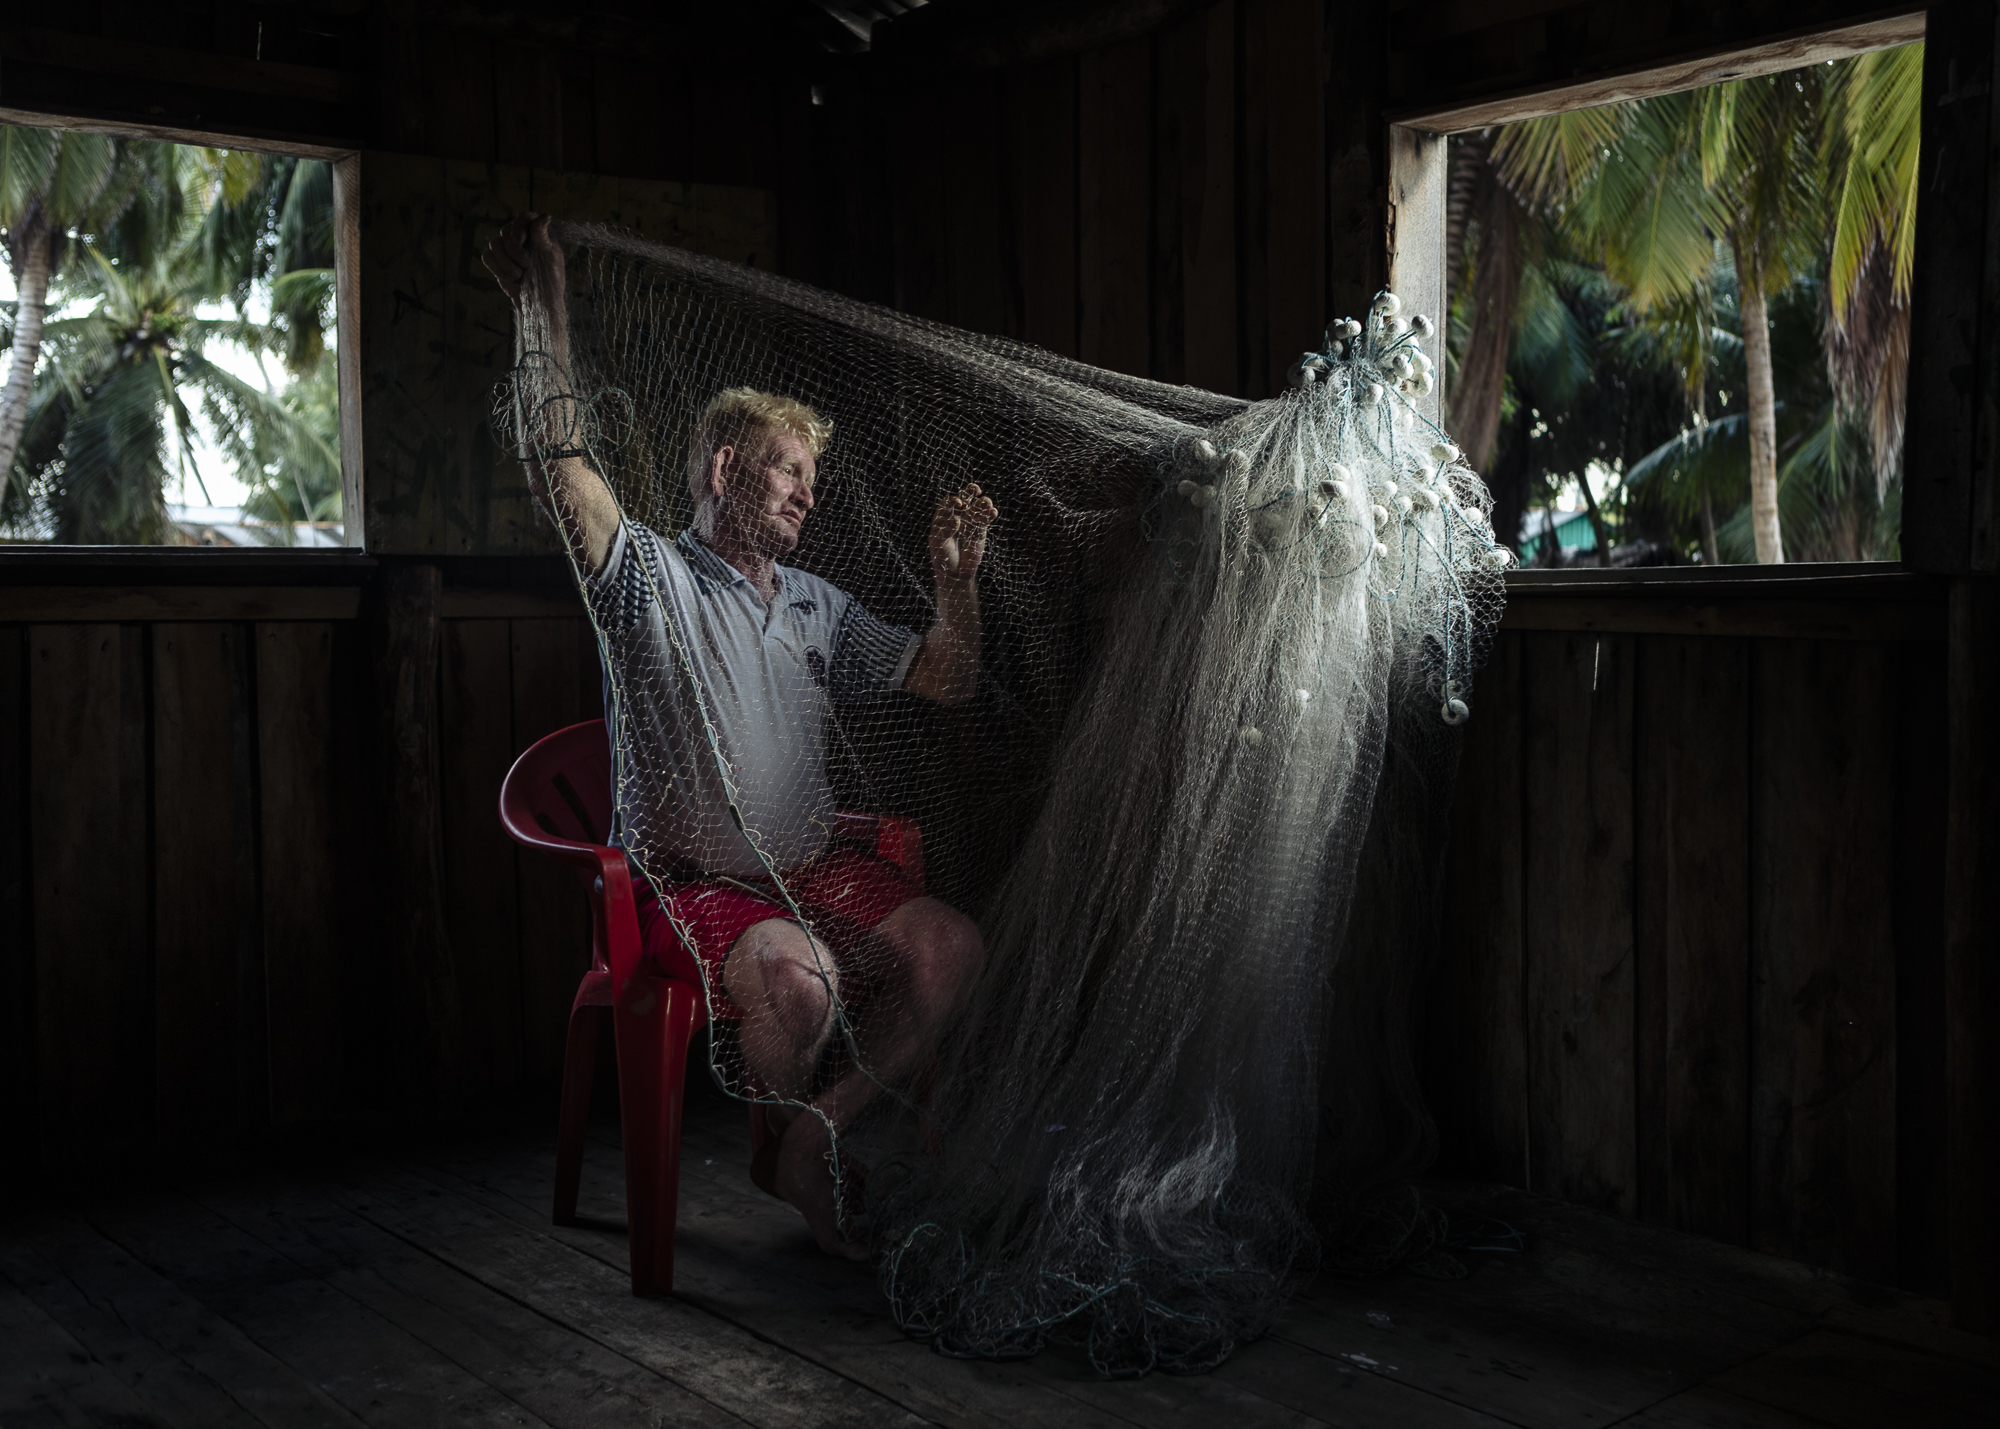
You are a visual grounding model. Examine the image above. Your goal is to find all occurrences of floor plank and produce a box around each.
[1617,1384,1828,1428]
[1276,1272,1690,1427]
[81,1194,557,1428]
[0,1272,181,1428]
[322,1160,925,1429]
[1208,1336,1513,1429]
[184,1171,750,1429]
[4,1090,1979,1429]
[1709,1330,1999,1429]
[1423,1181,1993,1371]
[4,1216,361,1428]
[414,1115,1173,1429]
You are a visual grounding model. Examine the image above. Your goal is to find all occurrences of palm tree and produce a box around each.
[219,357,342,539]
[1447,109,1698,560]
[1,142,339,543]
[0,127,180,505]
[1823,44,1921,497]
[191,153,336,373]
[1494,75,1825,564]
[5,230,334,544]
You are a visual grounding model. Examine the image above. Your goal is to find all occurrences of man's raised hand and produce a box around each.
[482,213,568,352]
[931,483,999,582]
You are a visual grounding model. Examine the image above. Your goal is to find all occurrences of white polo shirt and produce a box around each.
[586,523,922,879]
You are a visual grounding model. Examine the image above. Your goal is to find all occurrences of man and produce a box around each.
[484,213,994,1258]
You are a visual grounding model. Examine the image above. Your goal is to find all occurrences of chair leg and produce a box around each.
[553,1002,606,1227]
[613,973,701,1297]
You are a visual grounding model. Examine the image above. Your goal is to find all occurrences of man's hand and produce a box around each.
[482,212,569,358]
[909,484,996,706]
[480,212,620,577]
[929,483,999,585]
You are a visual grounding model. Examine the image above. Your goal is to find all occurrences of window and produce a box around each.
[1388,14,1925,569]
[0,120,358,549]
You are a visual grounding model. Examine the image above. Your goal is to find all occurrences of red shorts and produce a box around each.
[633,846,926,1019]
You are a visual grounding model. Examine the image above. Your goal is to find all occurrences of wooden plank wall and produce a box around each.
[834,0,1371,402]
[0,600,602,1164]
[357,157,779,557]
[1428,626,1950,1293]
[1,0,1982,1315]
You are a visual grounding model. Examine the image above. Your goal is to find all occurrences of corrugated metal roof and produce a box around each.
[802,0,927,52]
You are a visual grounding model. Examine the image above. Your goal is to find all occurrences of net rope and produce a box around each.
[495,222,1510,1376]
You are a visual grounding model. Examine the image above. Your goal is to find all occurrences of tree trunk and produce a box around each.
[1579,471,1613,566]
[1701,491,1720,565]
[1487,388,1533,553]
[0,206,53,509]
[1736,248,1786,564]
[1448,169,1520,473]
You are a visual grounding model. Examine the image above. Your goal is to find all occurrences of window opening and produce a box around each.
[0,122,356,549]
[1398,28,1921,569]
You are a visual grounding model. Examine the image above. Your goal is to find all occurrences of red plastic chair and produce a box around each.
[498,718,923,1295]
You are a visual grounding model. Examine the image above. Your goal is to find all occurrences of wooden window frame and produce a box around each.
[1381,8,1929,575]
[0,107,363,551]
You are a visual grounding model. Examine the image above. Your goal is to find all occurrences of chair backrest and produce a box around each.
[499,719,616,859]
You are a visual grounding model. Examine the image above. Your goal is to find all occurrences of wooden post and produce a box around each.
[1946,575,1999,1332]
[370,563,462,1109]
[333,152,364,550]
[1386,124,1446,431]
[1906,0,2000,1333]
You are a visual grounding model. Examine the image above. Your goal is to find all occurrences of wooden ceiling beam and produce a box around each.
[1390,6,1926,133]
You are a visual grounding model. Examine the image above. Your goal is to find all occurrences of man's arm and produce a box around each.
[482,213,621,577]
[905,484,997,706]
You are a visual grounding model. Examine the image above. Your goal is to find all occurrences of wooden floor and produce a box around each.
[4,1086,1994,1429]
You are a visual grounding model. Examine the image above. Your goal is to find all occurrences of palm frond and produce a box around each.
[1578,96,1728,311]
[1491,104,1632,210]
[0,125,58,228]
[41,132,118,228]
[1511,259,1595,405]
[1625,410,1753,511]
[182,352,341,500]
[269,265,335,373]
[277,161,335,272]
[1827,43,1922,313]
[50,355,175,543]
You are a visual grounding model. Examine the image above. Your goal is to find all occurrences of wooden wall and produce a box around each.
[813,0,1382,404]
[0,573,602,1164]
[356,155,779,557]
[1428,572,1951,1293]
[2,0,1995,1328]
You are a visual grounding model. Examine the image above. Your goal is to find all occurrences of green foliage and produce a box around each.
[1,134,339,544]
[191,154,335,371]
[1500,255,1690,529]
[1826,44,1922,314]
[213,358,342,533]
[1461,47,1918,564]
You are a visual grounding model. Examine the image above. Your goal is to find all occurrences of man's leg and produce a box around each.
[767,896,984,1259]
[720,917,861,1256]
[730,897,983,1258]
[811,896,985,1129]
[721,916,839,1102]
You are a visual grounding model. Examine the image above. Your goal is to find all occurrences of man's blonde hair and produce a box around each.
[686,387,833,505]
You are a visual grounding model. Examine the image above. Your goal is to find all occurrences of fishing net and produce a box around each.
[494,222,1510,1375]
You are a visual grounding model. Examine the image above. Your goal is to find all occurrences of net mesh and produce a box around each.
[495,222,1510,1376]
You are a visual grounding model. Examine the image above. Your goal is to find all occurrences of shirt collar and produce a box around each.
[678,529,789,597]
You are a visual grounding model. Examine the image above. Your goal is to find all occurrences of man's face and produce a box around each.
[716,427,816,555]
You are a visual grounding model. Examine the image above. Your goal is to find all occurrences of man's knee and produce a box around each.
[727,920,838,1041]
[890,900,985,1005]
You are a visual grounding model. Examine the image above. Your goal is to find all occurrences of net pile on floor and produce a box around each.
[498,224,1509,1375]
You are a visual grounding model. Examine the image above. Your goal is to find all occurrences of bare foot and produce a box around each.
[773,1113,868,1261]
